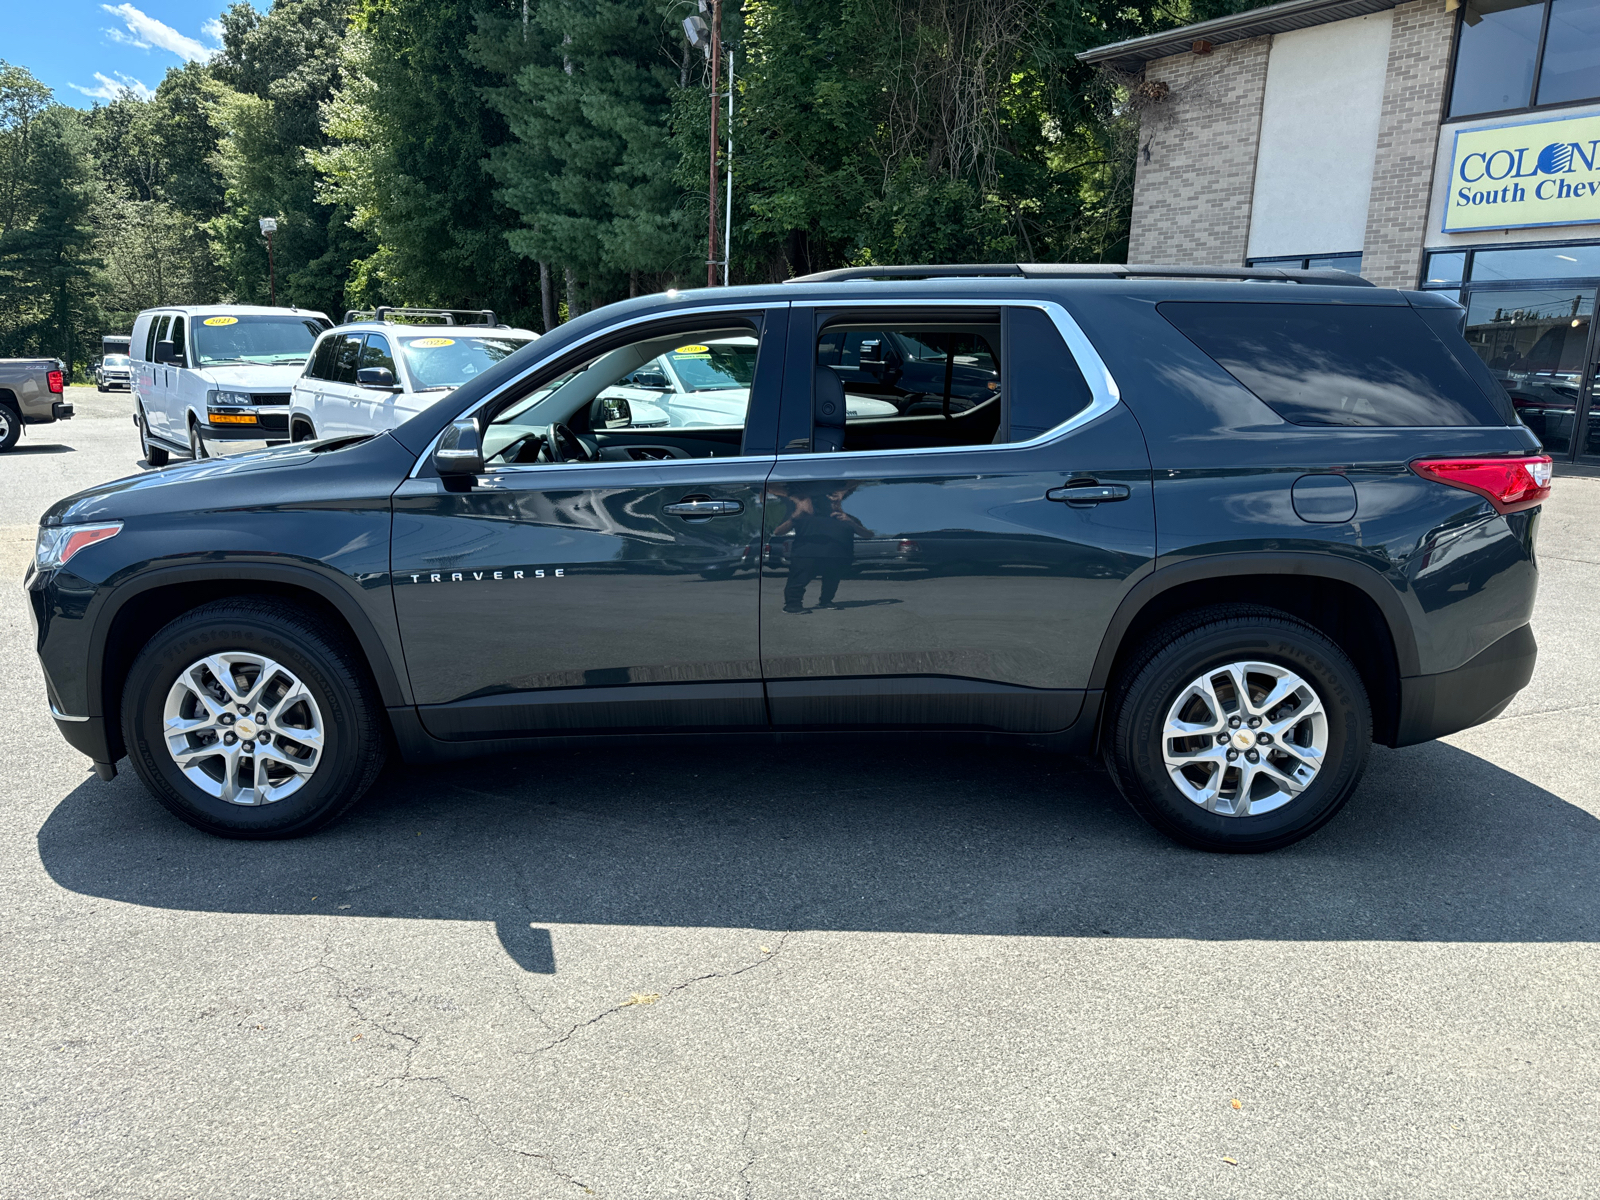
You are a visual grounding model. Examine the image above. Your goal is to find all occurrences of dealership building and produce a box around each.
[1081,0,1600,463]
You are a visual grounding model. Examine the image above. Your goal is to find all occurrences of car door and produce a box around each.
[389,306,787,740]
[293,334,335,437]
[316,333,364,437]
[145,313,174,438]
[760,300,1155,734]
[355,332,401,431]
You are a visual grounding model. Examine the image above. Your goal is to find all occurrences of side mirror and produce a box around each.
[357,366,397,389]
[155,339,184,366]
[595,395,633,429]
[433,418,484,478]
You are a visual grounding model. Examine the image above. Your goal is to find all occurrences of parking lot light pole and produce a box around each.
[258,216,278,306]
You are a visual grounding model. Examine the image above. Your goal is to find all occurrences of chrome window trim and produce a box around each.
[407,296,1123,477]
[793,297,1122,460]
[408,302,778,478]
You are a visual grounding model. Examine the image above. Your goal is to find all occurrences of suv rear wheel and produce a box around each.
[121,599,387,838]
[1103,605,1371,853]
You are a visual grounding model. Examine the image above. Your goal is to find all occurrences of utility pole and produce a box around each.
[258,216,278,306]
[707,0,722,288]
[723,49,733,287]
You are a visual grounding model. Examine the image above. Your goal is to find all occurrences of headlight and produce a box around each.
[213,390,253,406]
[34,522,122,572]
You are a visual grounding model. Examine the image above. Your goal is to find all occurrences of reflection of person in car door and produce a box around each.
[775,483,872,612]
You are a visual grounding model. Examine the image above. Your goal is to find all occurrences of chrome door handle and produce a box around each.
[663,498,744,517]
[1046,483,1131,506]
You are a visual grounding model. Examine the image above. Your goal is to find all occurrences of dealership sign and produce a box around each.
[1445,111,1600,233]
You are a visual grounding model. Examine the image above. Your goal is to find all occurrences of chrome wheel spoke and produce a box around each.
[162,650,324,807]
[215,745,246,805]
[1161,659,1329,819]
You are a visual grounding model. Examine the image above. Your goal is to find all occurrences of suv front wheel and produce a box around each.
[1104,606,1371,853]
[121,599,387,838]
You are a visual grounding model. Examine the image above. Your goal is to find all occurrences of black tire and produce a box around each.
[0,403,19,452]
[97,384,108,393]
[138,407,169,466]
[188,419,209,460]
[1103,605,1371,853]
[121,599,387,838]
[292,421,315,443]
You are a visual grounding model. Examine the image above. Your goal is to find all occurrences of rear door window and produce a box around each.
[1160,302,1509,427]
[307,335,337,380]
[331,335,363,384]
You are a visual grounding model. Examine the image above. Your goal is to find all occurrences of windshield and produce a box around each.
[663,341,757,391]
[192,316,324,367]
[104,355,130,366]
[401,336,531,390]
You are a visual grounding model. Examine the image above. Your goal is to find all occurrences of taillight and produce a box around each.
[47,369,64,393]
[1410,455,1552,514]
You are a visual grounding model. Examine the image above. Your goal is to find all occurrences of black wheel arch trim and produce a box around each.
[86,561,412,721]
[1088,552,1420,692]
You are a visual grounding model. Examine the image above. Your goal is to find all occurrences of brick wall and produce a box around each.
[1361,0,1455,288]
[1128,40,1272,266]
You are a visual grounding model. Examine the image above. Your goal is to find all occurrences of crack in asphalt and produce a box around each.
[402,1071,596,1193]
[521,932,793,1059]
[737,1100,757,1200]
[308,942,594,1194]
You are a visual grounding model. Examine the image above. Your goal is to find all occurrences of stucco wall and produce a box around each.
[1247,15,1392,259]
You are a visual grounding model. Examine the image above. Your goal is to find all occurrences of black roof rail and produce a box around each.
[783,263,1376,287]
[341,306,504,326]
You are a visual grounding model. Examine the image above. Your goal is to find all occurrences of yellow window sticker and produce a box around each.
[411,337,455,347]
[673,344,710,355]
[203,316,239,326]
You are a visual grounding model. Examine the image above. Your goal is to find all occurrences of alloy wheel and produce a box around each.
[162,652,325,805]
[1161,660,1327,816]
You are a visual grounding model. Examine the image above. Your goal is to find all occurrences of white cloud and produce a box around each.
[69,71,154,101]
[201,18,224,43]
[99,3,218,62]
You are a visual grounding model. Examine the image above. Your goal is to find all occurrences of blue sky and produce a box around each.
[8,0,263,107]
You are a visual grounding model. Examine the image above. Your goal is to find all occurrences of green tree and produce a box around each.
[473,0,697,316]
[208,0,370,316]
[313,0,538,323]
[0,105,104,370]
[0,60,55,238]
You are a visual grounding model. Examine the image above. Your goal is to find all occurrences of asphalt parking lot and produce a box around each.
[3,387,1598,1198]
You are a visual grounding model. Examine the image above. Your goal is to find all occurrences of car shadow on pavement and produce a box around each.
[34,738,1600,973]
[9,444,75,454]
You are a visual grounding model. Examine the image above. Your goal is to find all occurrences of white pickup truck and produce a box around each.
[0,357,73,452]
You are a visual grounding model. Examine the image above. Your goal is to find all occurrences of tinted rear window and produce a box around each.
[1159,302,1508,427]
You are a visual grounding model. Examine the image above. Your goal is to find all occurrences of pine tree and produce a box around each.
[0,106,104,370]
[473,0,695,314]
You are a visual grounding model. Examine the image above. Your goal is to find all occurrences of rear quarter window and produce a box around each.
[1159,301,1509,427]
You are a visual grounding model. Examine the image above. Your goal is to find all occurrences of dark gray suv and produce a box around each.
[29,264,1547,851]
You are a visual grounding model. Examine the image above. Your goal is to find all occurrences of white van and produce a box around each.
[130,305,331,465]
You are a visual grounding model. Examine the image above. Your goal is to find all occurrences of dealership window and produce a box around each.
[1246,253,1363,276]
[1449,0,1600,118]
[1423,242,1600,287]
